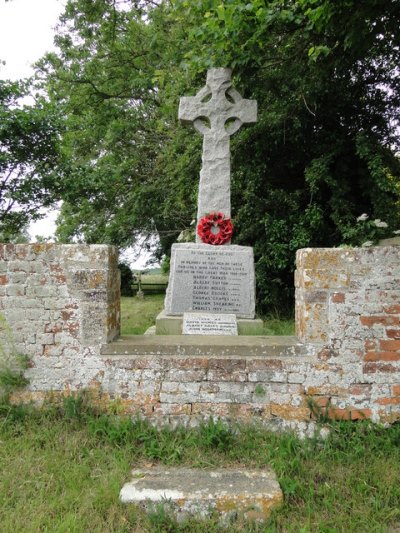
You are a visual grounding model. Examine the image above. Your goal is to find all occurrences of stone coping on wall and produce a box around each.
[101,335,311,358]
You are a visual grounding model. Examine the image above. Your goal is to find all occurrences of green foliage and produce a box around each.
[0,78,65,237]
[120,294,165,335]
[198,417,235,451]
[33,0,400,313]
[341,213,396,247]
[120,293,294,334]
[254,384,266,397]
[307,396,332,424]
[0,314,29,405]
[118,262,134,296]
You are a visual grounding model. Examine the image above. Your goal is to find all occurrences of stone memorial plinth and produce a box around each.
[155,68,262,335]
[164,243,255,319]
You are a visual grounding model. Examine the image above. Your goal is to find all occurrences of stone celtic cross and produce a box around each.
[179,68,257,243]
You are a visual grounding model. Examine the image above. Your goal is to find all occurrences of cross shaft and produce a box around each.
[179,68,257,243]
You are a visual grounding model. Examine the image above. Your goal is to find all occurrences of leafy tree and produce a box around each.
[38,0,400,313]
[169,0,400,311]
[119,262,134,296]
[0,78,64,240]
[37,0,192,253]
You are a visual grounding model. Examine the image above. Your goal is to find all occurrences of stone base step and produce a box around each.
[155,310,264,335]
[101,334,308,358]
[120,466,283,524]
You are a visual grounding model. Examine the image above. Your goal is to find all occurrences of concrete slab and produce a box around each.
[120,466,283,523]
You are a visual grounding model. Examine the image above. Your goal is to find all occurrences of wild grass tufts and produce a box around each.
[1,399,399,531]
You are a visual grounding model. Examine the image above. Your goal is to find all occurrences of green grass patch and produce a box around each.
[1,400,399,531]
[261,316,295,336]
[139,273,168,284]
[120,294,165,335]
[121,294,295,336]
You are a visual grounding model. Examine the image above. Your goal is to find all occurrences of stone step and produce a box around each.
[101,334,309,358]
[120,466,283,524]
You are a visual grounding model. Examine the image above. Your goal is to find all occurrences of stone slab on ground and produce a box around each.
[156,310,263,335]
[120,466,282,523]
[165,243,256,318]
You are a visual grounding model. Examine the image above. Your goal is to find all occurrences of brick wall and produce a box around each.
[0,244,120,393]
[295,247,400,423]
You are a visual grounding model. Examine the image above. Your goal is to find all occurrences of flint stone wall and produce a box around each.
[1,244,399,432]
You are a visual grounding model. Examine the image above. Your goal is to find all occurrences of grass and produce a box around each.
[1,400,399,531]
[137,273,169,284]
[121,294,165,335]
[260,316,295,336]
[121,294,295,336]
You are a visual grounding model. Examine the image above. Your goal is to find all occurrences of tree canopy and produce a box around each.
[4,0,399,313]
[0,79,64,240]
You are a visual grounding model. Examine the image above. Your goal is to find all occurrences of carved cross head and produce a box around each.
[178,68,257,138]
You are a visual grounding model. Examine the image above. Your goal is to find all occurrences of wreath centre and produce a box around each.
[197,212,233,245]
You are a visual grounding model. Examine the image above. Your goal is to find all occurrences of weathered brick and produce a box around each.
[3,244,400,430]
[317,348,334,361]
[270,404,310,421]
[248,370,287,383]
[364,339,377,351]
[380,340,400,351]
[326,407,372,421]
[350,408,372,420]
[304,290,328,304]
[247,359,283,371]
[311,396,331,408]
[364,352,400,362]
[348,384,372,395]
[384,305,400,314]
[361,316,400,328]
[307,385,344,396]
[331,292,345,304]
[363,362,398,373]
[287,373,305,384]
[37,333,55,345]
[167,358,209,370]
[165,369,207,382]
[208,368,247,382]
[376,397,400,406]
[153,403,192,415]
[386,329,400,339]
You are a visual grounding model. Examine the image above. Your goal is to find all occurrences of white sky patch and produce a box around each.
[0,0,65,80]
[120,235,161,270]
[28,207,59,241]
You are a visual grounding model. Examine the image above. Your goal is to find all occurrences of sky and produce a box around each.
[0,0,66,241]
[0,0,65,80]
[0,0,154,268]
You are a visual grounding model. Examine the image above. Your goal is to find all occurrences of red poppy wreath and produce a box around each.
[197,212,233,245]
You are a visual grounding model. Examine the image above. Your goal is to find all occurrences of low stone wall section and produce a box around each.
[1,244,399,430]
[295,247,400,423]
[0,244,120,393]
